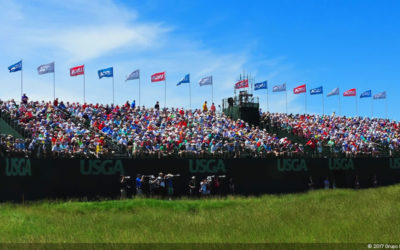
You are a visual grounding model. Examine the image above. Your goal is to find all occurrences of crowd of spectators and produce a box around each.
[71,101,301,158]
[0,98,112,158]
[261,112,400,157]
[0,134,29,158]
[1,96,399,159]
[0,98,300,158]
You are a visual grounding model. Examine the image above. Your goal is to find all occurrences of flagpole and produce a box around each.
[112,76,114,105]
[250,74,253,95]
[53,64,55,101]
[83,71,86,103]
[355,96,358,117]
[189,81,192,110]
[164,73,167,108]
[338,93,341,116]
[253,76,254,101]
[212,82,214,104]
[305,91,307,114]
[371,98,373,118]
[21,59,23,99]
[139,77,141,107]
[385,98,388,119]
[285,88,288,114]
[267,85,269,113]
[322,94,324,116]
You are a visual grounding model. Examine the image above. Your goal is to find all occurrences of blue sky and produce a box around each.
[0,0,399,119]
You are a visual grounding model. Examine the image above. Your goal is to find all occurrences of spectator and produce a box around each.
[131,100,135,109]
[210,103,216,113]
[21,93,28,104]
[202,101,208,112]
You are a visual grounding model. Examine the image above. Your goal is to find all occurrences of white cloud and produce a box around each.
[31,24,169,62]
[0,0,168,62]
[0,0,301,115]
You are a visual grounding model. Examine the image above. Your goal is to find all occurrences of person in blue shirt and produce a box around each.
[21,93,28,104]
[101,126,111,135]
[136,174,143,195]
[131,100,136,109]
[58,101,66,110]
[324,177,330,189]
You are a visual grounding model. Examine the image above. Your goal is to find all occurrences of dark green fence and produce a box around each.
[1,157,400,201]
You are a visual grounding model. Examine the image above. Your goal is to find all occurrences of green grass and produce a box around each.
[1,185,400,243]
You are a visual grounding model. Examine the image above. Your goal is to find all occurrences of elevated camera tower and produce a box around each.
[222,72,260,125]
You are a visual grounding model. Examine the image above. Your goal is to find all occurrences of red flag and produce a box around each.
[70,65,84,76]
[293,84,306,94]
[235,79,249,89]
[151,72,165,82]
[343,88,356,96]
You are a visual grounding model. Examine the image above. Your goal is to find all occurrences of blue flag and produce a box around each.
[254,81,267,90]
[327,87,339,97]
[177,74,190,86]
[199,76,212,86]
[37,62,54,75]
[272,83,286,92]
[373,91,386,100]
[360,90,372,98]
[310,86,323,95]
[98,67,113,79]
[8,60,22,73]
[126,69,139,81]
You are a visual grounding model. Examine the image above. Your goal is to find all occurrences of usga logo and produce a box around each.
[328,159,354,170]
[5,158,32,177]
[80,160,125,175]
[277,159,308,172]
[189,159,227,173]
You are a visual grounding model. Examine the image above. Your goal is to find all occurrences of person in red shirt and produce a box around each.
[179,108,185,116]
[210,103,216,113]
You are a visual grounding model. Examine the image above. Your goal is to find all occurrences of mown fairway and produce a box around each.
[1,185,399,243]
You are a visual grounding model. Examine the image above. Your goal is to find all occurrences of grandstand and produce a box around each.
[1,97,400,201]
[0,98,398,159]
[0,98,289,159]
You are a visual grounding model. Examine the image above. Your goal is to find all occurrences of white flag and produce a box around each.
[199,76,212,86]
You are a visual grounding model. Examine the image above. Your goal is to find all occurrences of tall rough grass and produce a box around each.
[0,185,399,243]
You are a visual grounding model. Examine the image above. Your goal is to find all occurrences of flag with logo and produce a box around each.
[126,69,140,81]
[177,74,190,86]
[37,62,54,75]
[235,79,249,89]
[98,67,113,79]
[199,76,213,86]
[151,72,166,82]
[272,83,286,92]
[310,86,323,95]
[360,90,371,98]
[373,91,386,99]
[254,81,267,90]
[327,87,339,97]
[8,60,22,73]
[343,88,356,97]
[70,65,84,77]
[293,84,306,94]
